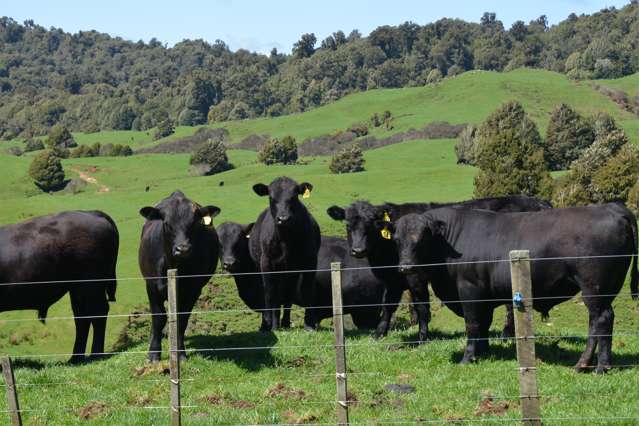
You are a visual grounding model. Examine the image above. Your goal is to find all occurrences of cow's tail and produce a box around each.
[630,214,638,300]
[106,214,119,303]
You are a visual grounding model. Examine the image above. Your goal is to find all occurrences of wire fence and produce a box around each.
[0,253,638,424]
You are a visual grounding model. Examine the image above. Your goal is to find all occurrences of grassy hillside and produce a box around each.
[0,68,638,423]
[5,68,637,154]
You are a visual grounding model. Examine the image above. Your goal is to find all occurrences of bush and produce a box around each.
[28,150,65,191]
[627,180,639,216]
[370,113,381,128]
[329,145,365,174]
[347,123,368,137]
[70,144,97,158]
[46,124,76,148]
[63,178,87,194]
[258,136,298,165]
[473,101,552,199]
[208,100,233,123]
[592,144,639,203]
[543,104,595,170]
[189,139,233,175]
[454,124,478,165]
[24,138,45,152]
[97,143,133,157]
[154,118,175,140]
[6,146,23,156]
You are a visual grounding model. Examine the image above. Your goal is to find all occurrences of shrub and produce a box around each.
[208,100,233,123]
[258,136,298,165]
[6,146,23,156]
[447,65,464,77]
[63,178,87,194]
[592,144,639,203]
[543,104,595,170]
[70,144,96,158]
[454,124,478,165]
[370,113,381,127]
[347,123,368,137]
[473,101,552,199]
[189,139,233,175]
[28,150,65,191]
[627,180,639,216]
[329,145,365,174]
[24,138,45,152]
[154,118,175,140]
[46,124,76,148]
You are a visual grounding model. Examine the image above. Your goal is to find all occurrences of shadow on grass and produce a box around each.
[186,331,278,372]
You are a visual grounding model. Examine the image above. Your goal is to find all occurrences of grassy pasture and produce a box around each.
[0,68,638,423]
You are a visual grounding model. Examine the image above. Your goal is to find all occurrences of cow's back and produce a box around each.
[0,211,119,311]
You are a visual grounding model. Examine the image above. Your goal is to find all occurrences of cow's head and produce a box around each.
[327,201,390,258]
[392,213,446,275]
[140,190,221,260]
[217,222,254,273]
[253,177,312,228]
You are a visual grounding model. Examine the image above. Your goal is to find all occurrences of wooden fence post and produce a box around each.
[509,250,541,426]
[1,356,21,426]
[167,269,181,426]
[331,262,349,425]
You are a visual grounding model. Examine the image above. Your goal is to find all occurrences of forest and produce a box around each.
[1,2,638,139]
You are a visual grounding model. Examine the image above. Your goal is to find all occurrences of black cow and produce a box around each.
[327,195,552,342]
[138,191,221,361]
[391,203,637,373]
[0,211,118,363]
[218,221,383,329]
[249,177,321,331]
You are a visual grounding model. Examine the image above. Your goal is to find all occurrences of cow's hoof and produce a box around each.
[88,353,106,362]
[178,353,187,362]
[68,355,86,365]
[501,329,514,340]
[459,355,477,365]
[303,323,317,332]
[595,365,610,375]
[373,331,387,340]
[148,353,161,363]
[281,322,291,329]
[574,362,590,373]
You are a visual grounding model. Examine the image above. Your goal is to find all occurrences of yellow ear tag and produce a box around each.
[380,226,392,240]
[202,216,212,226]
[302,188,311,199]
[383,212,391,222]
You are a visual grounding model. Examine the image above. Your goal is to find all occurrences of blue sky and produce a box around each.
[4,1,630,53]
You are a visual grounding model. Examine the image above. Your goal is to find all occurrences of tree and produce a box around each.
[24,138,45,152]
[329,144,365,174]
[46,124,76,148]
[29,149,65,191]
[591,144,639,203]
[189,139,233,175]
[292,33,317,58]
[258,136,298,165]
[543,104,595,170]
[154,118,175,140]
[473,101,553,198]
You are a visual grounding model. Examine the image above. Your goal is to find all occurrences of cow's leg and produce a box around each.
[89,293,110,360]
[176,287,202,361]
[260,260,277,331]
[301,271,319,331]
[594,304,615,374]
[147,279,168,362]
[69,291,91,364]
[281,302,292,328]
[501,304,515,340]
[405,275,430,343]
[280,274,294,328]
[374,283,403,339]
[575,304,598,372]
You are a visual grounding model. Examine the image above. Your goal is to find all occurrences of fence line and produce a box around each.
[0,252,636,287]
[1,292,637,325]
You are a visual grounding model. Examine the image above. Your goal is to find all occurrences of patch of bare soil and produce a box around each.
[78,401,107,420]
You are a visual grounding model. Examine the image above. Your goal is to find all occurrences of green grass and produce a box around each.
[1,68,639,423]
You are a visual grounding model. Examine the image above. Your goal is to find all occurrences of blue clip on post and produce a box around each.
[513,291,524,310]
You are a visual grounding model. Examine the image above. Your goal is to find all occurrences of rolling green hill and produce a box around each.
[0,68,638,424]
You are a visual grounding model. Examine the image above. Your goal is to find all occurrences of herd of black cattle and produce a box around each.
[0,176,637,374]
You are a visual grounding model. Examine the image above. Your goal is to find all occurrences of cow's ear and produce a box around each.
[243,222,255,236]
[253,183,269,197]
[327,206,345,221]
[140,207,162,221]
[298,182,313,195]
[428,220,446,236]
[200,205,221,218]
